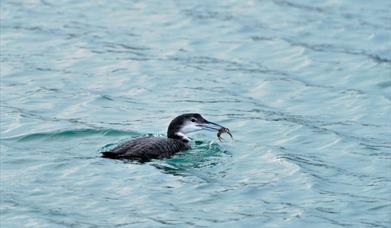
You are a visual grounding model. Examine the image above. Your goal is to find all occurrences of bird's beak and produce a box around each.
[197,120,225,131]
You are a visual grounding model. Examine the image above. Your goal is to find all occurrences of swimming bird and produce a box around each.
[101,113,227,161]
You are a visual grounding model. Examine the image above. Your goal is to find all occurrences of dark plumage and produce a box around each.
[101,113,225,161]
[101,136,190,161]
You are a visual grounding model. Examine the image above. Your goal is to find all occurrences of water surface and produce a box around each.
[1,0,391,227]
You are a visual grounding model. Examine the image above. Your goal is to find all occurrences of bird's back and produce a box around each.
[101,136,190,161]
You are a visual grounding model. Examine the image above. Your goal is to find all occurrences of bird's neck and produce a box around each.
[168,131,191,143]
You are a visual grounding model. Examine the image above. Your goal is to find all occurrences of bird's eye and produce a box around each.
[191,118,196,122]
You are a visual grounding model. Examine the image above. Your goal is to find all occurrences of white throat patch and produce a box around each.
[180,122,202,134]
[176,121,202,141]
[175,132,192,141]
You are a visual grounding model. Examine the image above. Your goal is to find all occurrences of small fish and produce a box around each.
[217,127,233,142]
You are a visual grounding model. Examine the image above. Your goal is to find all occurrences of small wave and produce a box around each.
[149,140,231,178]
[1,128,139,142]
[167,141,227,164]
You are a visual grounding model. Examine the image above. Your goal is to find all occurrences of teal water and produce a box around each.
[1,0,391,227]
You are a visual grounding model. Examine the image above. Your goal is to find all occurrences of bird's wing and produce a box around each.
[101,137,189,161]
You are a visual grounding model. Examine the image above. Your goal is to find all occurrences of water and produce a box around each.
[1,0,390,227]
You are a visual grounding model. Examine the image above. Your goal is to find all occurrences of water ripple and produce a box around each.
[1,0,390,227]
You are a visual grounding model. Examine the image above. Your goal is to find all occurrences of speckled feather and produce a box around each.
[101,136,190,161]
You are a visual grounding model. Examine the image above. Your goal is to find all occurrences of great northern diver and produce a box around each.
[101,113,228,161]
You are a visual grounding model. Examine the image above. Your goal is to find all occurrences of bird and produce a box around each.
[101,113,227,162]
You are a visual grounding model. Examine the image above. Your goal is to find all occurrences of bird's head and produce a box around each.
[167,113,225,142]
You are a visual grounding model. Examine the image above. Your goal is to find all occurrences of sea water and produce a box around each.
[1,0,390,227]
